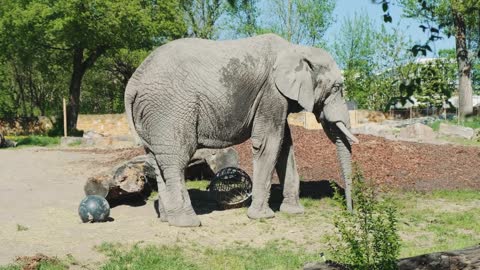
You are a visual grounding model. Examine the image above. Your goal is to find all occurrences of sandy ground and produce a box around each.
[1,129,479,267]
[0,147,332,267]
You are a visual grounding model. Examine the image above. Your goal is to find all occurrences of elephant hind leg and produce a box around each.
[153,154,201,227]
[146,151,168,222]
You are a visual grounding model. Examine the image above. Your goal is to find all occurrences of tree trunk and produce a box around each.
[67,47,106,130]
[67,48,86,130]
[453,9,474,119]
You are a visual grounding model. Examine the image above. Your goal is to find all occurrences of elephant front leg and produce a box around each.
[247,132,284,220]
[275,125,304,215]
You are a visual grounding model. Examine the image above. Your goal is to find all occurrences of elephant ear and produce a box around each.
[273,50,315,112]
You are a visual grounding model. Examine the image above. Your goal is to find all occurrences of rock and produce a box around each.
[398,123,436,142]
[438,123,475,140]
[351,123,395,138]
[83,130,105,139]
[0,133,17,148]
[60,137,83,147]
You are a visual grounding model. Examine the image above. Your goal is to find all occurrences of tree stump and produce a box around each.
[84,147,239,202]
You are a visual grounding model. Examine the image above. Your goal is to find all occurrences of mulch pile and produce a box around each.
[234,126,480,191]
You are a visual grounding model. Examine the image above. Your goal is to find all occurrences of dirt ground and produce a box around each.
[0,127,479,266]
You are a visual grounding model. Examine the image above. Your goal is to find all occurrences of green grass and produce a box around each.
[97,243,198,270]
[5,135,60,147]
[95,241,320,270]
[393,190,480,257]
[430,116,480,131]
[185,180,210,190]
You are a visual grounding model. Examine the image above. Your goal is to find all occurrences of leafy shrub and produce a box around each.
[328,167,400,270]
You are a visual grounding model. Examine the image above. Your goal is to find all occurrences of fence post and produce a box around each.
[63,98,67,137]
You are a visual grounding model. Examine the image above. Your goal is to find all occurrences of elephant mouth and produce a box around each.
[335,122,359,144]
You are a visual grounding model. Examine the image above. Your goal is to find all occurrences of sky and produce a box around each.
[324,0,456,57]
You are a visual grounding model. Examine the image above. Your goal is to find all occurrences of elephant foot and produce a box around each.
[168,213,201,227]
[159,215,168,222]
[247,206,275,220]
[280,201,304,215]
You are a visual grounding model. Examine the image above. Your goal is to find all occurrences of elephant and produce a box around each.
[124,33,359,227]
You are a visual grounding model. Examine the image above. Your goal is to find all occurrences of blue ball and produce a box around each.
[78,195,110,223]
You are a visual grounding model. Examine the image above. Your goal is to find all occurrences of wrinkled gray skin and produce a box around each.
[125,34,359,227]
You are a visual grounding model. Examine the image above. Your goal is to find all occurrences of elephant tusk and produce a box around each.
[336,122,359,144]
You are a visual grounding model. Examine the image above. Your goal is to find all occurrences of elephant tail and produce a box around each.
[124,85,143,146]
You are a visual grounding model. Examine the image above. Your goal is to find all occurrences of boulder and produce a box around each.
[398,123,436,142]
[60,136,83,147]
[351,123,395,138]
[438,123,475,140]
[0,133,17,148]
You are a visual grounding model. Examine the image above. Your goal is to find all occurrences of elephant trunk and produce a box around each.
[335,135,353,212]
[318,96,357,212]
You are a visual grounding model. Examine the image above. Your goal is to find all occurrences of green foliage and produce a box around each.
[263,0,335,46]
[7,135,60,147]
[328,168,400,269]
[0,0,186,121]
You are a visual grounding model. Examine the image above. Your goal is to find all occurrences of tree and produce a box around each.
[224,0,260,37]
[374,0,480,118]
[263,0,335,46]
[0,0,186,129]
[332,13,415,111]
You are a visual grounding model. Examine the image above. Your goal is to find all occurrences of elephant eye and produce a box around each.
[332,83,343,92]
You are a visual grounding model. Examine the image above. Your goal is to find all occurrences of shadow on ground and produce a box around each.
[108,179,343,217]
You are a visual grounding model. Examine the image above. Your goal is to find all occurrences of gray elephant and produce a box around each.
[125,34,359,227]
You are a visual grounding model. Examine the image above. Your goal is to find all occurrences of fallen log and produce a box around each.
[303,245,480,270]
[84,147,239,202]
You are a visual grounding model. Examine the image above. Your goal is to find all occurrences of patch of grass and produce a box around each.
[461,116,480,129]
[429,116,480,131]
[96,242,320,270]
[185,180,210,190]
[201,242,320,270]
[430,120,441,131]
[428,189,480,200]
[394,190,480,257]
[6,135,60,147]
[438,135,480,146]
[16,224,28,231]
[98,243,198,270]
